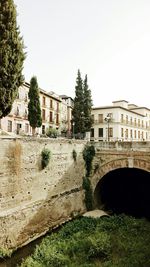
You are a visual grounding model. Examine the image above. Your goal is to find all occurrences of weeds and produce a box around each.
[20,215,150,267]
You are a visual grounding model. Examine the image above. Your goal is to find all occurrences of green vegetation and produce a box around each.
[82,145,95,210]
[0,0,25,118]
[20,215,150,267]
[83,145,95,176]
[0,247,12,258]
[72,70,93,136]
[28,76,42,136]
[72,149,77,162]
[46,128,58,138]
[83,75,93,132]
[82,176,93,211]
[41,148,51,169]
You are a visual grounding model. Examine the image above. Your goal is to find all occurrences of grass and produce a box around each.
[20,215,150,267]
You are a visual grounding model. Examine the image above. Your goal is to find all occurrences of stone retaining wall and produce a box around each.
[0,137,87,249]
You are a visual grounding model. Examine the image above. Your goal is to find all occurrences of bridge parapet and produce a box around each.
[92,141,150,152]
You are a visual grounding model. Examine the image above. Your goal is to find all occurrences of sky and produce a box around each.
[14,0,150,108]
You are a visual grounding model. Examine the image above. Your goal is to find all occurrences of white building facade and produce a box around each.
[91,100,150,142]
[0,83,73,136]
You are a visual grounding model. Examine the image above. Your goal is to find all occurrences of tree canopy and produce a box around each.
[28,76,42,135]
[0,0,25,118]
[72,70,93,136]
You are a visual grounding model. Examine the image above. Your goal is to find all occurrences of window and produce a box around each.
[134,118,137,126]
[42,96,46,106]
[126,115,128,124]
[141,131,144,140]
[56,113,59,124]
[8,120,12,132]
[109,127,113,137]
[121,114,124,123]
[138,131,140,139]
[50,99,53,109]
[142,120,144,128]
[56,102,59,112]
[42,109,45,121]
[98,128,103,137]
[138,119,140,127]
[130,129,133,139]
[125,129,128,138]
[42,125,45,134]
[121,128,124,137]
[49,111,53,122]
[134,130,137,139]
[91,128,94,137]
[130,117,133,125]
[98,114,103,123]
[24,109,28,119]
[16,106,19,116]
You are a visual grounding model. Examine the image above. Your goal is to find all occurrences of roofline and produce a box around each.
[130,107,150,111]
[112,100,129,103]
[40,89,61,102]
[60,95,74,101]
[23,82,61,102]
[92,105,145,117]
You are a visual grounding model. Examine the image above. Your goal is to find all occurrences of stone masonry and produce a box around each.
[0,137,87,250]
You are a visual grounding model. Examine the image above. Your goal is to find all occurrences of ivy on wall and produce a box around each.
[41,148,51,169]
[82,145,95,211]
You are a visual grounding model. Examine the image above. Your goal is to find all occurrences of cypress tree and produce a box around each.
[0,0,25,118]
[28,76,42,135]
[83,74,93,132]
[72,70,85,135]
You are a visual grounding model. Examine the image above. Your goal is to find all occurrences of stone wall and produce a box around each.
[0,137,87,249]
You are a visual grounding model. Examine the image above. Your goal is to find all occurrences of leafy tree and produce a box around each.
[72,70,85,135]
[72,70,93,137]
[0,0,25,119]
[28,76,42,135]
[83,74,93,132]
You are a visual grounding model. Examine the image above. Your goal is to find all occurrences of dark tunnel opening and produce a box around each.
[94,168,150,219]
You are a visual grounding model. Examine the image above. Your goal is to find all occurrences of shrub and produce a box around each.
[83,145,95,176]
[41,148,51,169]
[46,128,58,138]
[20,216,150,267]
[0,247,12,258]
[72,149,77,162]
[82,177,93,211]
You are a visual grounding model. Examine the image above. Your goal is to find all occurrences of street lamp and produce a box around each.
[104,114,111,142]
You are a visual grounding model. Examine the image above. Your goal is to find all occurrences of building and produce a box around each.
[0,83,31,135]
[0,83,73,136]
[91,100,150,141]
[40,89,61,135]
[59,95,74,136]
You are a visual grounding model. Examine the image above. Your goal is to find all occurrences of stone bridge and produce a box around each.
[91,141,150,217]
[0,138,149,251]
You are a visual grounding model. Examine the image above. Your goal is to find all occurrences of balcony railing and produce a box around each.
[93,119,147,129]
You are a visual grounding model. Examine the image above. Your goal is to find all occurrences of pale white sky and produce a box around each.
[14,0,150,108]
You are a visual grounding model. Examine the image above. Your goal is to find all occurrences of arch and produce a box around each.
[91,157,150,192]
[93,167,150,218]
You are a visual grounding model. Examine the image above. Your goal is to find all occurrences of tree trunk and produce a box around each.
[32,127,36,136]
